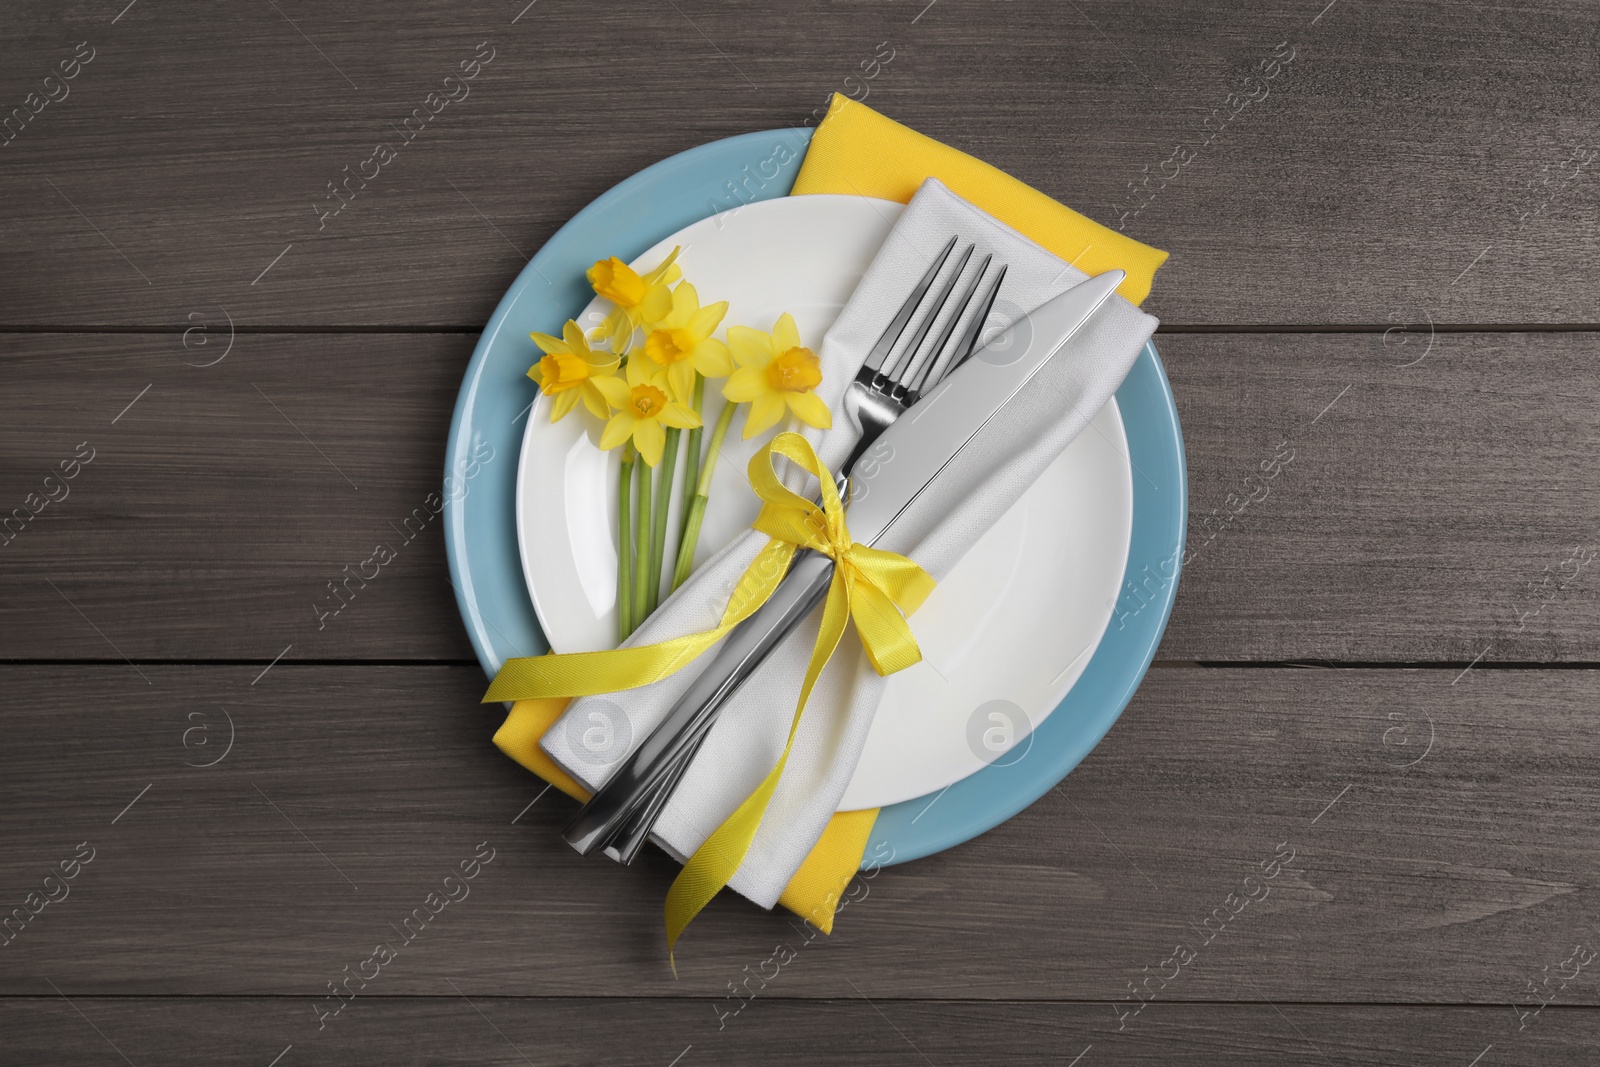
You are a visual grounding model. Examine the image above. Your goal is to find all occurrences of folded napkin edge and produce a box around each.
[798,94,1168,307]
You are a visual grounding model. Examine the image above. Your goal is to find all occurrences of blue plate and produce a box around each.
[444,129,1186,868]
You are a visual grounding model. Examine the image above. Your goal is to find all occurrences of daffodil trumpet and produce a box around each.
[587,247,681,351]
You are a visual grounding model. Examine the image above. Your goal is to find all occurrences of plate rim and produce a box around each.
[443,127,1186,868]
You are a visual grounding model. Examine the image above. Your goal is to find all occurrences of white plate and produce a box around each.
[515,195,1132,810]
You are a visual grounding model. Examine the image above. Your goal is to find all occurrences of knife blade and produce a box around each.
[831,266,1125,549]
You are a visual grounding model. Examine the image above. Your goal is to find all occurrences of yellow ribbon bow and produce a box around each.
[482,432,935,959]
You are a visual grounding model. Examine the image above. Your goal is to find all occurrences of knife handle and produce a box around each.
[602,722,709,864]
[561,549,837,857]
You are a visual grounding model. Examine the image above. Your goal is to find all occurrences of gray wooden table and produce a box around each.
[4,1,1599,1063]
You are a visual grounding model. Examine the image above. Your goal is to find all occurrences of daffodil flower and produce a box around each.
[723,313,831,440]
[641,282,734,401]
[528,320,621,422]
[594,354,701,466]
[587,248,681,350]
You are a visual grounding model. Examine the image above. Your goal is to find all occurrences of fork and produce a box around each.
[563,236,1008,862]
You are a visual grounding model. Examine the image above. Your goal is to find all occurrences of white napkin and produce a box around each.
[542,178,1159,909]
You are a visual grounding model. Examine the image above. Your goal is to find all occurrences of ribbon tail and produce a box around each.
[484,633,724,702]
[665,565,853,958]
[842,550,935,677]
[847,585,923,677]
[848,544,937,614]
[483,540,799,704]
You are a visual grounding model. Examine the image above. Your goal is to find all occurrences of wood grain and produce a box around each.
[3,664,1596,1004]
[0,998,1586,1067]
[0,0,1596,326]
[5,0,1598,1060]
[6,331,1599,662]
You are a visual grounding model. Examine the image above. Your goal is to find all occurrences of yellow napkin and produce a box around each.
[793,94,1167,306]
[494,93,1166,933]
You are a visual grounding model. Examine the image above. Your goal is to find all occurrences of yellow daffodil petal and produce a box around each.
[592,374,631,409]
[581,382,612,420]
[625,354,653,387]
[722,366,768,403]
[691,337,733,378]
[550,387,582,422]
[634,418,666,466]
[727,326,772,368]
[743,392,787,439]
[530,330,566,355]
[641,285,674,326]
[642,247,681,286]
[562,320,588,351]
[671,282,700,321]
[688,300,728,339]
[600,412,636,452]
[667,362,696,405]
[784,388,833,430]
[772,312,802,353]
[659,401,702,431]
[586,352,621,378]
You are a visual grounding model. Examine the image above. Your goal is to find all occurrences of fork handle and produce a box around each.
[561,549,838,857]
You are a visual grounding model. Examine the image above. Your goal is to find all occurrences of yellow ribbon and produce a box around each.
[482,432,934,959]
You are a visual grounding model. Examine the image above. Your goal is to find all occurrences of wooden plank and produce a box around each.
[1161,329,1600,661]
[0,0,1597,326]
[3,664,1597,1003]
[0,331,478,662]
[0,998,1589,1067]
[6,0,1594,1055]
[6,331,1599,662]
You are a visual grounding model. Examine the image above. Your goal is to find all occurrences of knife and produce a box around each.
[563,268,1127,859]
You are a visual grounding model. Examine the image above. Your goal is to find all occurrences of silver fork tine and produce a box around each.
[834,242,1001,480]
[862,235,957,374]
[881,244,974,390]
[908,254,993,396]
[943,262,1008,377]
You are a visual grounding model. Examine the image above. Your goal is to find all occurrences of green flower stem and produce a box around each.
[671,398,739,591]
[678,375,705,545]
[633,447,650,627]
[616,443,635,642]
[647,427,681,616]
[672,496,709,594]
